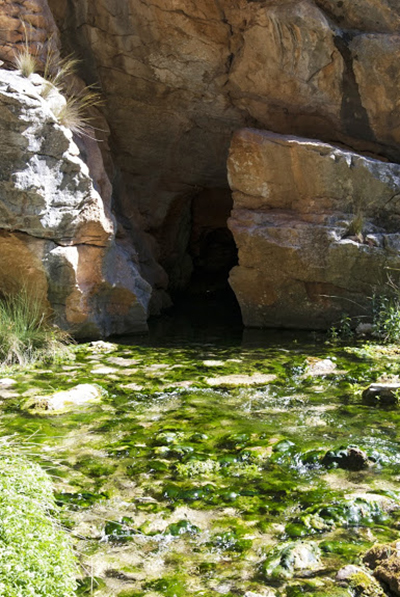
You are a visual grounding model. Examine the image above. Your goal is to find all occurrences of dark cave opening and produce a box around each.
[167,188,242,328]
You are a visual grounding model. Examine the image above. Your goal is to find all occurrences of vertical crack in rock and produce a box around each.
[334,32,375,143]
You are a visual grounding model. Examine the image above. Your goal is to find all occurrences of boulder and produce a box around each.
[364,542,400,597]
[0,69,151,337]
[227,128,400,329]
[321,446,373,471]
[336,565,386,597]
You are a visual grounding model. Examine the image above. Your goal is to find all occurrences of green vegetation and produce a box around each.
[372,294,400,343]
[0,452,77,596]
[2,331,400,595]
[0,290,70,367]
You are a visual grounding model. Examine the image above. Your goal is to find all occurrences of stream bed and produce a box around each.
[1,323,400,597]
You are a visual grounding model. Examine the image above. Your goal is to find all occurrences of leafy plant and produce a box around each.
[0,289,70,367]
[372,294,400,343]
[328,313,354,343]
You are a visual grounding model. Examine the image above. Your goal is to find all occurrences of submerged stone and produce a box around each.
[304,358,337,377]
[362,383,400,406]
[321,446,374,471]
[285,497,387,538]
[261,541,322,580]
[25,383,104,413]
[206,373,277,387]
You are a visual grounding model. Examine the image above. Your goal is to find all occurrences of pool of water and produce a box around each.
[1,324,400,597]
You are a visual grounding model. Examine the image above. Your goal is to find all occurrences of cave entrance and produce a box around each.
[169,188,242,328]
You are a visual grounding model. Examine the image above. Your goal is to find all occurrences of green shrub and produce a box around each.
[0,453,77,596]
[0,290,70,367]
[372,294,400,343]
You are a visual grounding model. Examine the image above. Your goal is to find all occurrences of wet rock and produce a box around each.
[305,358,337,376]
[321,446,374,471]
[363,542,400,596]
[336,565,387,597]
[25,383,104,412]
[261,541,322,580]
[285,496,387,538]
[362,383,400,406]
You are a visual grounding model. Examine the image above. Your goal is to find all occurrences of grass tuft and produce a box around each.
[54,85,102,136]
[14,22,38,77]
[14,45,38,78]
[0,290,71,368]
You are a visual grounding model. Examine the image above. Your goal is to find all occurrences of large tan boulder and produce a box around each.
[227,128,400,329]
[0,69,151,337]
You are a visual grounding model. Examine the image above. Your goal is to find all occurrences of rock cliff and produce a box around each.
[1,0,400,333]
[228,128,400,329]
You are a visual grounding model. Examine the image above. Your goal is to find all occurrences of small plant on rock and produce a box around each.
[53,85,102,136]
[14,24,38,77]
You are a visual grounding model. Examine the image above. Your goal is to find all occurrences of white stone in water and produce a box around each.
[0,378,16,387]
[27,384,103,412]
[203,360,226,367]
[107,357,139,367]
[91,366,119,375]
[206,373,277,386]
[336,565,363,581]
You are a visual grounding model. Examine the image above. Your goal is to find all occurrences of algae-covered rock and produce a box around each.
[321,446,374,471]
[25,383,104,413]
[261,541,322,580]
[286,497,387,538]
[363,541,400,596]
[362,383,400,406]
[336,565,386,597]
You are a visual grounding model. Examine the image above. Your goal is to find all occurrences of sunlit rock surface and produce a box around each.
[227,128,400,329]
[0,69,151,337]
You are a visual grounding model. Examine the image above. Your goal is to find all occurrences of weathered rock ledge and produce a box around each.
[227,128,400,329]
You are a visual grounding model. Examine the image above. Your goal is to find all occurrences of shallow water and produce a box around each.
[2,323,400,597]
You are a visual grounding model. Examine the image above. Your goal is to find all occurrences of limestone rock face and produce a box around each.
[0,69,151,337]
[46,0,400,298]
[227,128,400,329]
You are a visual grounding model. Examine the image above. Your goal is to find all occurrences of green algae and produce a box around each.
[1,333,400,595]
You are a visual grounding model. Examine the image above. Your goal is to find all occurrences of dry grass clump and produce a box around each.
[0,289,71,367]
[13,26,102,137]
[14,24,38,77]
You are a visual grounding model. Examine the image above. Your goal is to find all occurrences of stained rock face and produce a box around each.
[227,128,400,329]
[0,68,151,337]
